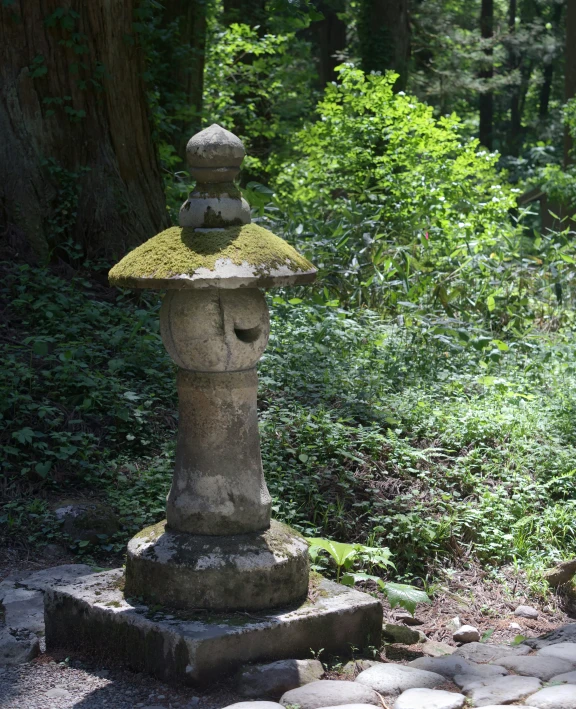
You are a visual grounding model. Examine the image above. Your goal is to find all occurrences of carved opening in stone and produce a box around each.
[234,325,261,343]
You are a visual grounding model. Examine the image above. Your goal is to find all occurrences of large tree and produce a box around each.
[310,0,347,87]
[479,0,494,150]
[357,0,410,91]
[0,0,167,262]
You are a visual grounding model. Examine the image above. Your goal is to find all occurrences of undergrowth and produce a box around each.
[2,261,576,584]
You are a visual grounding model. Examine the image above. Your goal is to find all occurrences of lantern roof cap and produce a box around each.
[108,223,316,290]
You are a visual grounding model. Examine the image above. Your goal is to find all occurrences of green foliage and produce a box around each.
[0,264,174,490]
[276,66,515,239]
[307,536,430,614]
[270,66,523,316]
[203,21,316,178]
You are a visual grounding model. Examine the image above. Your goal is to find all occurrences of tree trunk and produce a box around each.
[311,0,347,87]
[507,0,522,155]
[0,0,167,262]
[357,0,410,91]
[479,0,494,150]
[161,0,208,160]
[565,0,576,167]
[223,0,268,32]
[539,2,563,119]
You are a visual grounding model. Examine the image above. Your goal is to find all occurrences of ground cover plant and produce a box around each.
[3,237,576,594]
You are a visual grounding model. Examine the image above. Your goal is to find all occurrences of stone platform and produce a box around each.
[44,569,382,686]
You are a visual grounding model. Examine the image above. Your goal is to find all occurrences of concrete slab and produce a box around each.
[44,569,382,686]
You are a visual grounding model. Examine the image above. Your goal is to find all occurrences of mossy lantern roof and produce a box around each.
[109,125,316,290]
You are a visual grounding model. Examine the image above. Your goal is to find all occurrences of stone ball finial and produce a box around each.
[186,123,245,183]
[179,124,251,228]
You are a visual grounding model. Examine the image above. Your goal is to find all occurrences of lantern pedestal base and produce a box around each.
[124,519,310,611]
[44,568,382,686]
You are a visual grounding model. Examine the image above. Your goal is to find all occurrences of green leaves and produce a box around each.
[381,582,432,616]
[308,538,359,568]
[307,537,430,614]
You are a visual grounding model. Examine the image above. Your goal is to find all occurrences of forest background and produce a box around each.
[2,0,576,599]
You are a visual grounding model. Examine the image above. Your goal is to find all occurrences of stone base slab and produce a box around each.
[45,569,382,686]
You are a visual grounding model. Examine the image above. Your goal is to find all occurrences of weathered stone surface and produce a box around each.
[524,624,576,649]
[237,659,324,698]
[544,559,576,588]
[165,366,271,536]
[383,623,424,645]
[223,703,283,709]
[161,289,270,375]
[464,675,541,706]
[409,656,506,680]
[0,629,40,665]
[538,642,576,663]
[186,124,245,183]
[124,519,310,611]
[453,625,480,644]
[497,654,574,680]
[453,641,530,663]
[526,684,576,708]
[45,569,382,685]
[19,564,93,592]
[515,604,539,619]
[1,588,44,634]
[355,663,445,696]
[393,688,466,709]
[394,612,424,626]
[280,680,379,709]
[551,670,576,684]
[421,641,456,658]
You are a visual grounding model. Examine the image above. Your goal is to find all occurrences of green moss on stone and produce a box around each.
[108,224,315,287]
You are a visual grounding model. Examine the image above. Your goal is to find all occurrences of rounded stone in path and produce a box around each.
[355,663,444,696]
[320,705,383,709]
[238,659,324,698]
[223,703,283,709]
[515,604,539,619]
[452,641,530,663]
[453,625,480,643]
[393,688,466,709]
[526,684,576,708]
[538,642,576,664]
[45,687,72,699]
[463,675,541,706]
[280,680,379,709]
[497,654,575,680]
[408,655,506,679]
[551,670,576,684]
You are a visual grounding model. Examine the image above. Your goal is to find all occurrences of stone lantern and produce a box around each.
[45,125,382,685]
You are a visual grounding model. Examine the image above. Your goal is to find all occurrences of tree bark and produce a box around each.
[357,0,410,91]
[539,2,563,119]
[0,0,167,262]
[565,0,576,167]
[479,0,494,150]
[161,0,207,159]
[311,0,347,87]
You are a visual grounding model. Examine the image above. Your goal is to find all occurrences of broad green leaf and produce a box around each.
[487,295,496,312]
[380,581,431,615]
[307,538,359,567]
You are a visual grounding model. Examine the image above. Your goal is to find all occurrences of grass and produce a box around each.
[2,260,576,587]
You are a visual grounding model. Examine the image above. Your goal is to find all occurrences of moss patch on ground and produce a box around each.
[108,224,315,287]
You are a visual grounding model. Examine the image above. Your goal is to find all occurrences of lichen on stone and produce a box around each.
[108,223,315,288]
